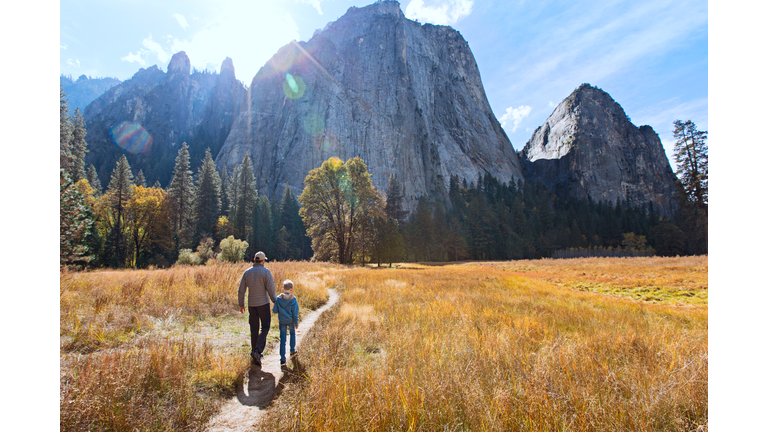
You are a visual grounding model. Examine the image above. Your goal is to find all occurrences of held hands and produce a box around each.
[239,307,244,314]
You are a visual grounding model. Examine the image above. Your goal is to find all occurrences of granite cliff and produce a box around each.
[215,1,523,210]
[84,52,246,186]
[520,84,678,218]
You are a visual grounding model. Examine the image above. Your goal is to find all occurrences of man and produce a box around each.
[238,251,276,366]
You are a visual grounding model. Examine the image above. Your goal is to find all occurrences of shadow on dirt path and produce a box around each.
[206,288,339,432]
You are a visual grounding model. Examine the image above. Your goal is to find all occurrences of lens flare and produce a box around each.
[110,121,153,154]
[283,73,306,99]
[314,131,339,153]
[303,113,325,136]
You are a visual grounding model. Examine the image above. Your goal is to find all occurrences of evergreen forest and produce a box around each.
[60,87,707,269]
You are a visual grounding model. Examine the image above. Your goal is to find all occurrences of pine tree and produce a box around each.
[227,165,240,224]
[167,142,196,245]
[70,108,88,182]
[220,168,230,218]
[234,155,257,239]
[135,169,146,187]
[86,164,102,195]
[384,173,409,224]
[193,148,222,239]
[60,85,75,174]
[60,169,94,267]
[106,155,134,266]
[280,186,306,259]
[673,120,708,211]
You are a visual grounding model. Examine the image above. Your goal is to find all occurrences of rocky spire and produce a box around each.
[520,84,679,218]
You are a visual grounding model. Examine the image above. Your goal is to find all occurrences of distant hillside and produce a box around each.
[82,53,247,187]
[60,74,122,113]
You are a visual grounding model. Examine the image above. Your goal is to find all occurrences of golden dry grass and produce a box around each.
[60,260,343,431]
[462,256,708,305]
[261,257,708,431]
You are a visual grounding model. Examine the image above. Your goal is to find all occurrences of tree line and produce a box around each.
[61,84,708,268]
[60,87,311,268]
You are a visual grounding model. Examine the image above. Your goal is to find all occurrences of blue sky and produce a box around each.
[60,0,708,166]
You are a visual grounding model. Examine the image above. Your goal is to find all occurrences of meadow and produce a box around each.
[60,256,707,431]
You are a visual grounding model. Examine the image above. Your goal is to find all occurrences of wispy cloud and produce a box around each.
[66,58,80,68]
[120,51,146,66]
[60,42,67,50]
[483,0,707,150]
[121,33,170,68]
[172,13,189,30]
[301,0,324,15]
[499,105,532,133]
[142,33,170,64]
[633,97,709,164]
[404,0,474,25]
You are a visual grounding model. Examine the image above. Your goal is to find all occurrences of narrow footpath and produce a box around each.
[206,288,339,432]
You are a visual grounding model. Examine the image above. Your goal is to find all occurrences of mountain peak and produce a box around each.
[167,51,191,76]
[520,84,678,217]
[220,57,235,78]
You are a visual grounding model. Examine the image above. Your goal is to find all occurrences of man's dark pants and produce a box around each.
[248,303,271,355]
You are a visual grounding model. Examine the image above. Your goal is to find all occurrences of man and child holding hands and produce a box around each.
[238,251,299,368]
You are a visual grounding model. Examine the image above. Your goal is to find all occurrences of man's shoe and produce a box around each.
[251,352,261,366]
[290,350,298,357]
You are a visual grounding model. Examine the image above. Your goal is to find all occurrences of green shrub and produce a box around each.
[218,236,248,263]
[176,248,201,266]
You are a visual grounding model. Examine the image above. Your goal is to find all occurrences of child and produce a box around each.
[272,279,300,366]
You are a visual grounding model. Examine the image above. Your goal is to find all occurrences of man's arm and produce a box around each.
[266,272,277,303]
[238,273,247,313]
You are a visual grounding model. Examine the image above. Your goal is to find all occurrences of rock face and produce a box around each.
[84,52,247,186]
[60,74,122,113]
[215,1,523,210]
[520,84,678,218]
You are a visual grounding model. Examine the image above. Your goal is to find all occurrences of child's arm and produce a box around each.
[272,301,278,314]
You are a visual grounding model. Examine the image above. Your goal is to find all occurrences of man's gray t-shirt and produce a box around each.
[237,263,277,308]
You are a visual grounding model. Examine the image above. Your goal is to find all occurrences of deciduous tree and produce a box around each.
[298,157,384,264]
[125,186,173,267]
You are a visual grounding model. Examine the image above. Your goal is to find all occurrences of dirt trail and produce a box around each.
[206,288,339,432]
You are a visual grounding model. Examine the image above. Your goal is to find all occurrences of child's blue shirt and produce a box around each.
[273,292,299,326]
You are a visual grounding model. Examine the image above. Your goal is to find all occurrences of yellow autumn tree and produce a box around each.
[125,186,173,267]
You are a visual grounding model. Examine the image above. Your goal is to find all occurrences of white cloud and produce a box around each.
[404,0,474,25]
[67,58,80,68]
[60,42,67,50]
[301,0,324,15]
[548,101,555,107]
[499,105,532,133]
[121,50,147,66]
[169,3,300,82]
[142,33,170,64]
[172,13,189,30]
